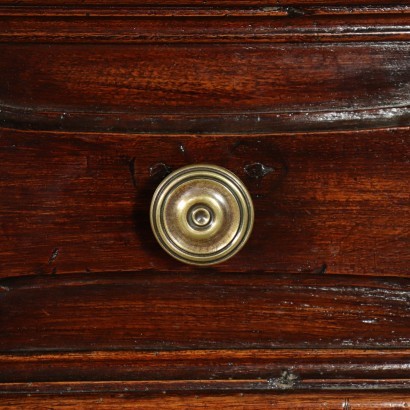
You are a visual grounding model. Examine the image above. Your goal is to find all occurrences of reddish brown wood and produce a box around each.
[0,272,408,351]
[0,0,407,6]
[0,1,409,406]
[1,5,409,17]
[1,12,409,43]
[0,128,408,277]
[0,42,409,133]
[1,379,410,394]
[0,392,409,409]
[1,349,409,385]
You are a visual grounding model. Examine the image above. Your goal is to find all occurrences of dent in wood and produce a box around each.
[268,370,300,390]
[244,163,274,179]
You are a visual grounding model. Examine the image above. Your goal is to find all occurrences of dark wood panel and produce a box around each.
[0,128,408,277]
[1,349,409,384]
[0,272,409,351]
[0,43,409,133]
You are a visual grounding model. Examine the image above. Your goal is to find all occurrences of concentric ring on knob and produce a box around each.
[150,164,254,266]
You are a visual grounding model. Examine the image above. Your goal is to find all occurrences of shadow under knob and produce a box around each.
[150,164,254,266]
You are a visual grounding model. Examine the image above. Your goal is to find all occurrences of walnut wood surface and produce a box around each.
[1,270,409,403]
[1,42,409,133]
[2,349,409,384]
[1,11,410,43]
[0,272,409,351]
[1,380,410,394]
[1,392,409,409]
[0,1,409,406]
[0,128,408,277]
[0,0,407,6]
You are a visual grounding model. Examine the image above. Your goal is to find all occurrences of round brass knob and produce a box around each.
[150,164,254,266]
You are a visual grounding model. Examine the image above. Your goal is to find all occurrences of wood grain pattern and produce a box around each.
[1,11,409,43]
[1,42,409,133]
[1,379,410,394]
[0,1,409,406]
[1,349,409,384]
[0,272,409,351]
[0,391,409,409]
[0,128,408,277]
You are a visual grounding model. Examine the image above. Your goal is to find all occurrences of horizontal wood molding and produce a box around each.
[0,6,409,16]
[3,106,410,135]
[0,128,408,277]
[1,379,410,394]
[0,272,409,351]
[0,392,409,409]
[1,349,410,386]
[0,0,408,6]
[0,9,409,43]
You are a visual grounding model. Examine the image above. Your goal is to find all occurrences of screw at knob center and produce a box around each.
[193,208,211,226]
[189,205,213,229]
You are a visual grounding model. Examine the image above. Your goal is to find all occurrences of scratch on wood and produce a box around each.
[48,248,59,265]
[178,142,194,162]
[343,398,351,410]
[128,156,137,189]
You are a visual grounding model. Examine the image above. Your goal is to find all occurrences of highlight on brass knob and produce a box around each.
[150,164,254,266]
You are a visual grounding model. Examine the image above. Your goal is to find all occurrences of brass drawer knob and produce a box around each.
[150,164,254,266]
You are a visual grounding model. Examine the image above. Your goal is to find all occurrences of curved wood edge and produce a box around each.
[2,105,410,134]
[1,40,409,134]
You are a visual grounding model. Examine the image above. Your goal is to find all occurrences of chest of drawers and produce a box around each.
[0,1,409,408]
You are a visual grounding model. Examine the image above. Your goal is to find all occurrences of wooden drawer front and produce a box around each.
[0,128,408,277]
[0,3,409,408]
[0,4,408,277]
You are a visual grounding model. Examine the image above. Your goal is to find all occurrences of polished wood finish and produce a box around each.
[0,1,409,407]
[1,42,409,133]
[1,272,409,351]
[2,11,410,44]
[1,392,409,409]
[2,349,409,384]
[0,128,408,277]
